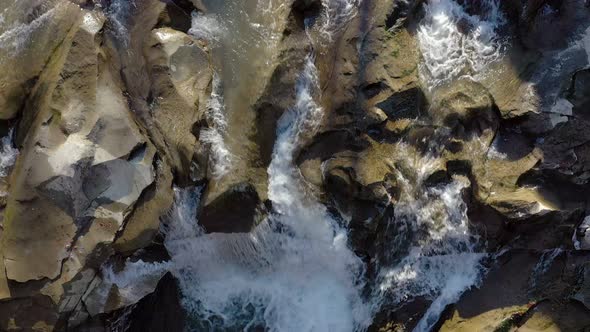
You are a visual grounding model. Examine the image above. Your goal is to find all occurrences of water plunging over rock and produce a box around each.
[1,0,590,331]
[417,0,506,88]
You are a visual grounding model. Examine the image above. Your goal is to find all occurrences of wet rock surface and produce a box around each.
[0,0,589,331]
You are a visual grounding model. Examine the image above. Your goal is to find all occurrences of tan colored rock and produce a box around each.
[440,305,532,332]
[146,28,213,183]
[1,7,155,288]
[479,49,541,119]
[113,160,174,253]
[0,0,82,120]
[474,150,547,218]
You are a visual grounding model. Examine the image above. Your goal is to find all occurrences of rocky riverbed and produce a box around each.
[0,0,589,331]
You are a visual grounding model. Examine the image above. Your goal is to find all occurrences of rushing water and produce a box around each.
[189,0,288,177]
[0,1,57,57]
[106,1,495,331]
[375,143,485,332]
[160,55,371,331]
[0,129,17,179]
[166,2,371,329]
[373,1,500,329]
[417,0,505,88]
[199,73,233,178]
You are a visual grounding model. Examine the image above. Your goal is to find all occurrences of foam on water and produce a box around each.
[377,145,485,332]
[486,135,508,160]
[162,3,371,328]
[188,12,227,46]
[417,0,505,88]
[158,54,371,332]
[102,1,490,330]
[0,129,18,179]
[319,0,360,40]
[199,73,233,178]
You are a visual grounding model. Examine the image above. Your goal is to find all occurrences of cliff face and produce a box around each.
[0,0,589,331]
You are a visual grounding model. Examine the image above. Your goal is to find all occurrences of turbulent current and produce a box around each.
[3,0,590,330]
[108,1,498,331]
[417,0,505,88]
[110,1,373,331]
[162,55,372,331]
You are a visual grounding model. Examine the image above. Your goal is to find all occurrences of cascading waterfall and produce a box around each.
[376,143,485,332]
[106,0,134,46]
[160,55,371,332]
[319,0,360,40]
[188,11,234,178]
[187,0,290,177]
[105,1,494,331]
[417,0,506,88]
[199,73,233,178]
[371,1,504,330]
[108,1,371,331]
[372,1,501,330]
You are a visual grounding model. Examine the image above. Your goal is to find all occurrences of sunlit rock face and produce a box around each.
[0,0,590,331]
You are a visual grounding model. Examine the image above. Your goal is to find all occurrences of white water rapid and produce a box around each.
[162,55,371,332]
[109,1,371,331]
[105,1,496,331]
[417,0,506,88]
[373,1,502,329]
[376,143,485,332]
[199,73,233,178]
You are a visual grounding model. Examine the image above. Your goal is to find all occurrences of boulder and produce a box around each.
[0,2,187,329]
[199,182,266,233]
[145,28,213,184]
[0,0,82,120]
[440,250,590,331]
[113,272,186,332]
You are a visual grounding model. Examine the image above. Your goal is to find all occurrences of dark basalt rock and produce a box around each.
[118,273,186,332]
[199,182,267,233]
[376,87,426,122]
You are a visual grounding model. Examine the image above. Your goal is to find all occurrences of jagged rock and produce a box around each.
[114,272,186,332]
[113,160,174,253]
[570,69,590,120]
[376,87,426,122]
[574,215,590,250]
[2,10,155,286]
[440,250,590,331]
[199,182,266,233]
[539,119,590,178]
[157,0,196,32]
[572,263,590,310]
[516,300,590,332]
[0,0,82,120]
[1,0,590,330]
[0,294,60,331]
[431,78,498,143]
[145,27,213,184]
[0,1,188,329]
